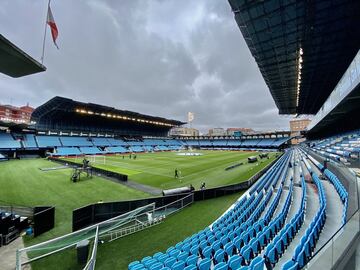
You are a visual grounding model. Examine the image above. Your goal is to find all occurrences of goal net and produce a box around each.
[85,155,106,165]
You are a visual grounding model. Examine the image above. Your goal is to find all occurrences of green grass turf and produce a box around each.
[64,150,278,190]
[29,192,243,270]
[0,152,277,269]
[96,192,243,269]
[0,159,148,245]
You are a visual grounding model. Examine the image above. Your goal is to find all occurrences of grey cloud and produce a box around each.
[0,0,290,133]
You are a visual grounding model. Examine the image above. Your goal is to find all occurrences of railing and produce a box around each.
[83,226,99,270]
[16,203,155,270]
[307,209,359,269]
[104,193,194,242]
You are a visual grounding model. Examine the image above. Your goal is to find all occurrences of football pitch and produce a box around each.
[65,150,278,190]
[0,151,278,270]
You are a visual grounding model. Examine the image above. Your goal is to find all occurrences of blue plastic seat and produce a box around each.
[250,256,264,270]
[292,245,302,261]
[250,238,260,255]
[240,245,253,262]
[129,264,144,270]
[220,235,229,246]
[198,258,211,270]
[281,260,298,270]
[172,260,185,270]
[184,265,197,270]
[304,239,312,258]
[200,240,208,251]
[168,248,180,258]
[178,251,189,262]
[175,242,183,250]
[183,243,191,253]
[157,254,168,263]
[143,258,157,268]
[149,262,163,270]
[214,249,225,264]
[268,246,278,264]
[259,232,267,247]
[128,261,141,270]
[202,246,213,259]
[164,257,176,268]
[140,256,152,264]
[224,242,235,257]
[229,255,244,269]
[153,252,163,259]
[233,236,243,251]
[212,240,222,251]
[190,245,199,256]
[208,235,216,245]
[296,248,307,268]
[275,239,284,256]
[186,254,198,266]
[213,262,227,270]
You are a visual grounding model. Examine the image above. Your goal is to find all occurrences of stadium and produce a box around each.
[0,1,359,270]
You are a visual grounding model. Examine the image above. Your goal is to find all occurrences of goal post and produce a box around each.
[85,155,105,165]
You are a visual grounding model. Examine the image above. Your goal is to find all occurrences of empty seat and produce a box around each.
[186,254,198,266]
[172,260,185,270]
[214,249,225,264]
[213,262,227,270]
[198,258,211,270]
[164,257,176,268]
[228,255,243,269]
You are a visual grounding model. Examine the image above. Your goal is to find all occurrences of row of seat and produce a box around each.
[51,145,182,156]
[128,151,293,270]
[305,152,348,225]
[128,147,349,270]
[281,152,327,269]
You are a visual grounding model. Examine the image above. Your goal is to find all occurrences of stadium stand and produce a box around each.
[79,147,104,155]
[22,134,38,148]
[106,146,129,154]
[128,147,348,270]
[60,136,93,147]
[107,138,128,146]
[36,135,62,148]
[129,146,145,153]
[0,133,21,149]
[91,137,111,146]
[53,147,82,156]
[307,130,360,163]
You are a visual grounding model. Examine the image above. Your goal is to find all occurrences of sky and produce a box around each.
[0,0,293,133]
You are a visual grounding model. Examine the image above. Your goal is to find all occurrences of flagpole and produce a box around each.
[41,0,50,64]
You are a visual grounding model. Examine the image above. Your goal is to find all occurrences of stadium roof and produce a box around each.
[228,0,360,115]
[31,97,184,136]
[32,96,184,126]
[0,34,46,78]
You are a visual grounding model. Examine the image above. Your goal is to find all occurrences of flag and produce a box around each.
[47,4,59,49]
[188,112,194,122]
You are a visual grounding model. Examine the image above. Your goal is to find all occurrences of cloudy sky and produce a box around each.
[0,0,292,133]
